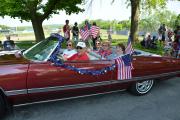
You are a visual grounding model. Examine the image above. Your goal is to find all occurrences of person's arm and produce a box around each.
[63,25,66,33]
[11,40,15,47]
[88,51,102,59]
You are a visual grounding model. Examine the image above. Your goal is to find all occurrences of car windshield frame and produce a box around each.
[23,38,59,62]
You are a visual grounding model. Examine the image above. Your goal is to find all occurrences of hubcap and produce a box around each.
[136,80,154,94]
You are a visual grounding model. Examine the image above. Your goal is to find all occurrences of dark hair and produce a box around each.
[117,43,125,54]
[65,20,69,23]
[93,22,96,26]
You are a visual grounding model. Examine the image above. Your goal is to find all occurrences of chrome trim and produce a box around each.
[23,40,58,62]
[112,71,180,84]
[28,71,180,94]
[4,71,180,96]
[23,41,42,59]
[5,89,27,96]
[28,81,112,93]
[0,87,7,96]
[14,89,126,107]
[44,43,58,62]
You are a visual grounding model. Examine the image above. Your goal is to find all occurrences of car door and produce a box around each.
[27,60,114,102]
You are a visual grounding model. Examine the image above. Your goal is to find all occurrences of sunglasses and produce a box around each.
[102,44,108,47]
[76,46,83,49]
[67,44,72,46]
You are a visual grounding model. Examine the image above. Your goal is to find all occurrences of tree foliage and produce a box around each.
[79,19,130,31]
[139,10,178,32]
[175,14,180,27]
[0,0,84,42]
[122,0,168,42]
[0,25,9,30]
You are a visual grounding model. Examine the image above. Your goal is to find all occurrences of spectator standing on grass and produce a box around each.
[174,26,180,42]
[90,22,100,50]
[164,40,172,57]
[72,22,79,45]
[172,36,180,58]
[167,29,173,41]
[158,24,166,46]
[108,31,112,45]
[80,20,92,48]
[3,35,15,51]
[63,20,71,41]
[107,27,112,44]
[145,33,151,48]
[0,41,3,50]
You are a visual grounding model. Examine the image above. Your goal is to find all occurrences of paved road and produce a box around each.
[4,77,180,120]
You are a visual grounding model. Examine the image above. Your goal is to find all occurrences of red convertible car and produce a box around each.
[0,34,180,118]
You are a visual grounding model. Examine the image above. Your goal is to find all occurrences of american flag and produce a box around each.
[115,54,132,80]
[90,25,100,38]
[125,36,134,54]
[80,28,90,41]
[115,36,134,80]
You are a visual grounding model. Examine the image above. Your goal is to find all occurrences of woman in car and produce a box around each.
[62,41,77,59]
[66,42,89,61]
[94,40,102,53]
[107,43,125,60]
[98,41,112,58]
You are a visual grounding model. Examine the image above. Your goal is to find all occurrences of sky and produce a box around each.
[0,0,179,27]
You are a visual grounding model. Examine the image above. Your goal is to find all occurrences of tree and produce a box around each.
[0,0,84,42]
[0,25,9,30]
[129,0,168,42]
[175,14,180,27]
[129,0,141,42]
[111,0,167,42]
[139,10,178,32]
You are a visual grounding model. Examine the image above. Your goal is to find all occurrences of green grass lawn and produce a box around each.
[1,29,163,55]
[16,41,36,49]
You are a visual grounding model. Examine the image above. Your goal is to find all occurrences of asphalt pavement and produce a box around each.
[4,77,180,120]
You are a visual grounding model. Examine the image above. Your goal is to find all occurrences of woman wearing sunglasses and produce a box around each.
[62,41,77,59]
[66,42,89,61]
[94,40,102,52]
[98,41,112,58]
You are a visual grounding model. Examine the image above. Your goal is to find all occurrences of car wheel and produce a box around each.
[0,95,6,119]
[129,79,154,95]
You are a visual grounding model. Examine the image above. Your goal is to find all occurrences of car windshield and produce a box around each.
[23,38,58,61]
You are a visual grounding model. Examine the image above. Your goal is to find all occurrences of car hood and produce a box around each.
[0,50,29,65]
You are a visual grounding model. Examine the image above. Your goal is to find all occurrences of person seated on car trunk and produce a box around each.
[62,41,77,59]
[3,35,15,51]
[65,41,89,61]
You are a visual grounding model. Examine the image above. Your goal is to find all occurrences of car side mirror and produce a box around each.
[20,49,26,54]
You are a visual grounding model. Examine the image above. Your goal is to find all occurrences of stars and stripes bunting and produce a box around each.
[90,26,100,38]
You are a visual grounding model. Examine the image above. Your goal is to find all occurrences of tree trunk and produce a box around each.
[31,18,45,42]
[130,0,140,43]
